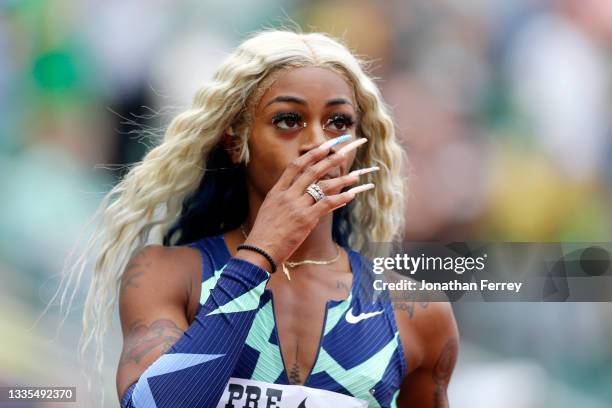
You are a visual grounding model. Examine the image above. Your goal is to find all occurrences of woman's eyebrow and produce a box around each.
[264,95,353,108]
[265,95,303,107]
[325,97,353,107]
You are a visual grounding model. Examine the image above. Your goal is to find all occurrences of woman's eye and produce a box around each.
[325,114,355,132]
[272,112,303,130]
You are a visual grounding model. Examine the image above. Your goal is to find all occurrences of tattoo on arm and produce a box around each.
[432,337,459,408]
[119,319,185,367]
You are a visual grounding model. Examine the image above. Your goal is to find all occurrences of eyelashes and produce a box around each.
[271,112,303,129]
[328,113,357,130]
[271,111,356,132]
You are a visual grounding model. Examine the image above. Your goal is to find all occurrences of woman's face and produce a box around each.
[245,66,360,198]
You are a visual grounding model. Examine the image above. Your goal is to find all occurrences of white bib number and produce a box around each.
[216,377,368,408]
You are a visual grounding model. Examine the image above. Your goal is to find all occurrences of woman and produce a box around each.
[60,28,458,407]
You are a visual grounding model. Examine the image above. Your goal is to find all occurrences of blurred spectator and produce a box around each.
[504,0,612,181]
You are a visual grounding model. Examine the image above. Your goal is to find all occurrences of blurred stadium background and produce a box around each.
[1,0,611,407]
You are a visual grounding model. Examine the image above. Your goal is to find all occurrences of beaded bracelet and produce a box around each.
[236,244,277,274]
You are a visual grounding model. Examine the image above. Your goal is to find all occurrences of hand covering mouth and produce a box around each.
[321,171,340,180]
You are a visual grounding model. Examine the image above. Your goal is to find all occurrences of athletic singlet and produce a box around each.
[189,234,408,408]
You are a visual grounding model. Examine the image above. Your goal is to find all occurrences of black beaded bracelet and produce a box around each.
[236,244,277,274]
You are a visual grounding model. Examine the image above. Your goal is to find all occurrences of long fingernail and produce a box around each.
[349,166,380,177]
[331,202,348,211]
[337,138,368,156]
[347,183,375,194]
[320,134,352,150]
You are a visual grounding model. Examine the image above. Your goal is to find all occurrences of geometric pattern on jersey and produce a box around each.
[131,353,224,407]
[190,234,408,408]
[120,252,271,408]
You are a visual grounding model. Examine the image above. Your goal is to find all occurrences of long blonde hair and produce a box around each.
[47,27,406,406]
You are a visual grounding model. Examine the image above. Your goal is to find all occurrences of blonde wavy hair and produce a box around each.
[46,27,406,406]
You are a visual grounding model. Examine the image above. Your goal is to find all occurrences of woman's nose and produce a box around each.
[298,122,329,155]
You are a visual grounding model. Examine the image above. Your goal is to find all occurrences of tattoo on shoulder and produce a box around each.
[119,319,184,367]
[120,251,152,291]
[432,337,459,408]
[393,300,430,319]
[336,280,350,294]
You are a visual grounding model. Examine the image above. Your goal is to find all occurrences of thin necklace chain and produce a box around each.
[239,223,340,280]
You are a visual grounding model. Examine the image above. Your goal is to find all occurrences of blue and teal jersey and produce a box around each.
[190,234,407,408]
[121,234,407,408]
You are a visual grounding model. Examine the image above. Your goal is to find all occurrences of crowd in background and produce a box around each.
[1,0,611,406]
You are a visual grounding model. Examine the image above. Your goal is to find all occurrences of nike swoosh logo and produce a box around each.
[345,307,384,324]
[298,397,308,408]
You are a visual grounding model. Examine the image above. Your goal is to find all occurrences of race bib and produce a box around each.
[216,377,368,408]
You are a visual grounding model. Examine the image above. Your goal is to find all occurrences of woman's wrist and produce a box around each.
[235,247,276,274]
[236,243,277,273]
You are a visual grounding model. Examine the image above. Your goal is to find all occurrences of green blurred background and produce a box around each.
[1,0,611,407]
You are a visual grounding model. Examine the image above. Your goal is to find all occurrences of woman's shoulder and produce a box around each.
[122,244,202,293]
[129,234,226,279]
[120,243,205,322]
[132,243,202,269]
[344,249,459,374]
[392,289,458,374]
